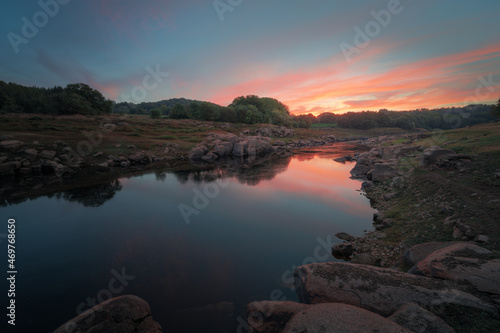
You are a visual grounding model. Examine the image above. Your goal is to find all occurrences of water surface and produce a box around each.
[1,143,375,332]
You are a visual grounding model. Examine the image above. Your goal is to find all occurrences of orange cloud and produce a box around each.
[208,43,500,115]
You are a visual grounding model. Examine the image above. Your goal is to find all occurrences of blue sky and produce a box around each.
[1,0,499,114]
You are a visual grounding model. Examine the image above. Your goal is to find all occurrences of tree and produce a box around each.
[170,103,188,119]
[150,108,161,119]
[64,83,112,114]
[492,97,500,118]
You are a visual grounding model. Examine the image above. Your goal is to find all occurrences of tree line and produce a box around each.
[309,105,496,130]
[1,80,497,130]
[0,81,113,115]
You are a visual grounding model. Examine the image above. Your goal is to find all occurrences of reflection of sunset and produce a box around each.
[249,155,371,218]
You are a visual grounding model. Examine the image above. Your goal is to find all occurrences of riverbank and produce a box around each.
[0,113,407,204]
[286,122,500,332]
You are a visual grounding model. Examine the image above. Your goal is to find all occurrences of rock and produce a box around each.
[233,140,249,157]
[53,295,161,333]
[188,146,207,160]
[117,122,131,127]
[331,242,354,258]
[201,152,219,162]
[452,226,465,239]
[495,172,500,179]
[420,146,456,166]
[0,161,21,174]
[408,243,499,295]
[97,162,110,171]
[40,150,57,160]
[103,123,117,130]
[92,152,104,158]
[24,148,38,158]
[59,154,69,161]
[42,161,65,175]
[474,235,490,244]
[120,160,130,167]
[333,157,347,163]
[350,164,370,178]
[294,262,498,317]
[383,192,398,200]
[0,156,8,163]
[127,145,136,150]
[351,253,379,266]
[256,127,273,137]
[403,242,460,267]
[214,141,233,156]
[370,163,399,182]
[273,140,286,147]
[388,302,455,333]
[218,133,240,144]
[128,152,152,164]
[0,140,24,151]
[247,301,411,333]
[335,232,355,242]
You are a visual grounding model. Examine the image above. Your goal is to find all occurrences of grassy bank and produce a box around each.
[365,122,500,263]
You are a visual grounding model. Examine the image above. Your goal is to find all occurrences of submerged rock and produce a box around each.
[53,295,161,333]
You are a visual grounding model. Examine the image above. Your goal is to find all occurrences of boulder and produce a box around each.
[218,133,240,144]
[128,152,152,164]
[40,150,57,160]
[188,146,207,160]
[388,302,455,333]
[370,163,399,182]
[403,242,460,267]
[214,141,233,157]
[247,301,412,333]
[0,161,21,174]
[331,242,353,258]
[273,140,286,147]
[294,262,497,317]
[350,164,370,178]
[24,148,38,159]
[53,295,161,333]
[233,140,249,157]
[335,232,355,242]
[420,146,456,166]
[409,243,500,294]
[202,152,219,162]
[351,253,379,266]
[0,140,24,151]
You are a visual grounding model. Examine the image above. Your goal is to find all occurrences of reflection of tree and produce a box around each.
[155,171,167,182]
[58,179,122,207]
[172,155,292,187]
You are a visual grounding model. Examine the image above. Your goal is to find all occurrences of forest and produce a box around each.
[1,80,498,131]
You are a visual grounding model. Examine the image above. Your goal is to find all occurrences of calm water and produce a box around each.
[1,143,375,332]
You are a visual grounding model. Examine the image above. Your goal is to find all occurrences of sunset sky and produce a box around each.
[2,0,500,115]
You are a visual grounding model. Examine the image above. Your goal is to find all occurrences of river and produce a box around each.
[1,143,375,332]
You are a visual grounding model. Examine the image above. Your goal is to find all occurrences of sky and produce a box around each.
[1,0,500,115]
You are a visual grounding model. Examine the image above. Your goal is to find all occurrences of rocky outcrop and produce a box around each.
[368,163,399,182]
[388,302,455,333]
[403,242,461,267]
[408,243,500,295]
[53,295,161,333]
[294,262,498,317]
[247,301,412,333]
[420,146,457,166]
